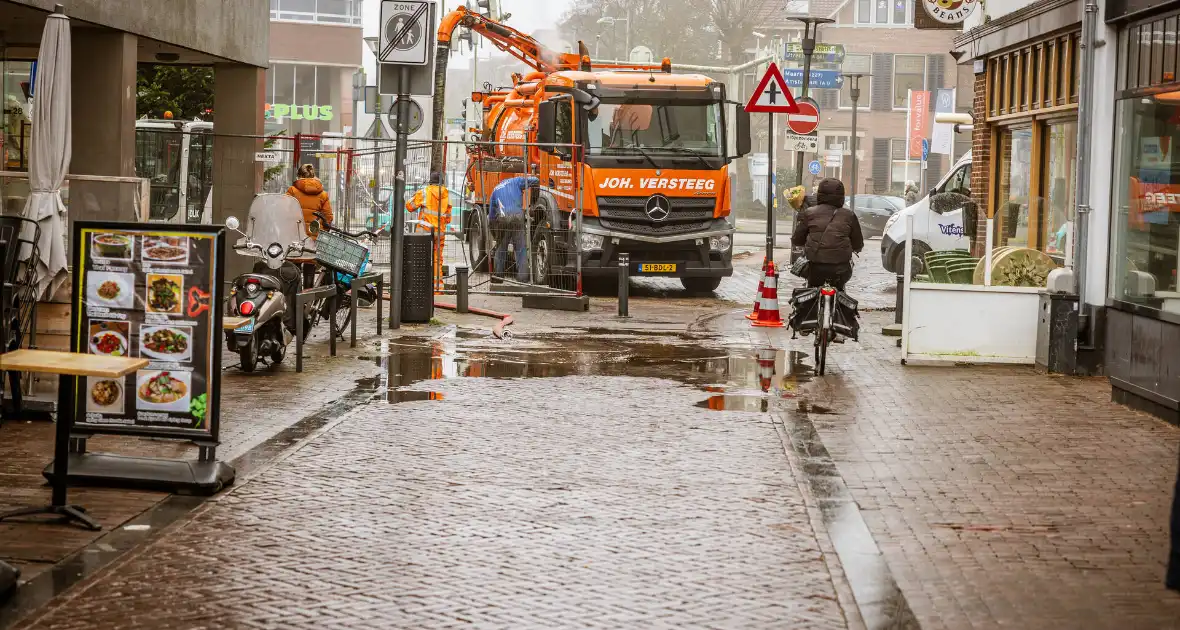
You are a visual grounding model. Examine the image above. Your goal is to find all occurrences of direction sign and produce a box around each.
[921,139,930,162]
[784,43,845,64]
[379,0,433,65]
[786,98,820,135]
[782,133,819,153]
[783,68,844,90]
[808,160,822,176]
[388,96,424,134]
[744,63,800,114]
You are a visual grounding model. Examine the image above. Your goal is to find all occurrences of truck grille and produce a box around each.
[599,219,716,236]
[597,196,717,224]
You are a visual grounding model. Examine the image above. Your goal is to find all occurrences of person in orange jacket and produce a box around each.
[287,164,333,238]
[406,171,452,291]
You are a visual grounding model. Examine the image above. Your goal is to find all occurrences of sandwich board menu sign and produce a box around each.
[71,222,225,441]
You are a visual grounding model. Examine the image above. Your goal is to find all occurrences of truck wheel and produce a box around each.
[466,208,491,273]
[531,224,571,290]
[681,276,722,294]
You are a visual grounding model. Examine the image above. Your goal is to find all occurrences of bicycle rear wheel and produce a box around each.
[816,328,828,376]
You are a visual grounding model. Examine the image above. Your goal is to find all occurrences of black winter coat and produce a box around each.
[791,180,864,265]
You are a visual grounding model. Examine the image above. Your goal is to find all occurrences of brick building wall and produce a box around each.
[970,70,989,256]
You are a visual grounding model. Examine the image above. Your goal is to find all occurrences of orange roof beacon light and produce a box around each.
[581,55,592,71]
[471,92,484,103]
[163,110,174,120]
[661,57,672,73]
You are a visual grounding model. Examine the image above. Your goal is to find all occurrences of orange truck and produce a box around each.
[433,7,751,292]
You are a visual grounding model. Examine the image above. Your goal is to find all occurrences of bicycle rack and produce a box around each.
[294,284,339,373]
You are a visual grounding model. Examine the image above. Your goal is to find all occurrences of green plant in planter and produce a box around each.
[973,247,1057,287]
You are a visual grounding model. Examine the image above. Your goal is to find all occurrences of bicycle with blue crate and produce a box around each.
[306,211,379,338]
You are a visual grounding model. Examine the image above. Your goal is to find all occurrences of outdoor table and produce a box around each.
[0,349,148,531]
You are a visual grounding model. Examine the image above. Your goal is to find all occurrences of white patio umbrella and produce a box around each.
[21,8,71,299]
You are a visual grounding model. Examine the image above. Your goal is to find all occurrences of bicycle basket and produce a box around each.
[314,231,370,276]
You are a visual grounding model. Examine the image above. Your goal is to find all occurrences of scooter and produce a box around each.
[224,194,311,372]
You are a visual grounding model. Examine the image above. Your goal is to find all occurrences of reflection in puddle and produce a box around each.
[696,395,770,412]
[365,337,819,412]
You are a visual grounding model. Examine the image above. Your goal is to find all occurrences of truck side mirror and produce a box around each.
[537,101,557,149]
[735,108,752,158]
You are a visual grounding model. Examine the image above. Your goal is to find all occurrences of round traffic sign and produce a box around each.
[808,160,822,176]
[388,97,424,135]
[786,98,820,135]
[385,12,425,52]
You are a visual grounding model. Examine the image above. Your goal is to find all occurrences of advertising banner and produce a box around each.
[71,222,225,440]
[908,90,931,159]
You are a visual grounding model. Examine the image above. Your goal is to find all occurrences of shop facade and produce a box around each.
[953,0,1082,261]
[1105,0,1180,424]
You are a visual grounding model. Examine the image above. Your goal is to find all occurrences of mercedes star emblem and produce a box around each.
[645,194,671,222]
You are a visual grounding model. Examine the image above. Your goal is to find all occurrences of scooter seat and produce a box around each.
[239,274,282,291]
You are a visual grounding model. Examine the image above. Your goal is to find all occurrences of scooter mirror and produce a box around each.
[308,220,320,236]
[226,216,240,231]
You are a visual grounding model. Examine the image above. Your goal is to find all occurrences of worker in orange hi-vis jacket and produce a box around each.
[406,171,452,292]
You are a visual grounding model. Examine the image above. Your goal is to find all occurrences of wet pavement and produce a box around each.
[4,302,1180,629]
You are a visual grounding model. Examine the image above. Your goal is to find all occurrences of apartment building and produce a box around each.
[266,0,364,135]
[753,0,971,196]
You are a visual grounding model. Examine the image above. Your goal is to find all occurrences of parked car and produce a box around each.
[846,194,906,239]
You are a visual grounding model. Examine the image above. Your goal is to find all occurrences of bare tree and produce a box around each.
[560,0,721,65]
[708,0,764,63]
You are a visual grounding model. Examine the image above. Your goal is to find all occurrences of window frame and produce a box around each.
[270,0,362,26]
[892,54,927,111]
[855,0,913,27]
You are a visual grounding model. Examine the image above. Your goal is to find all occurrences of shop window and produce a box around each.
[995,128,1033,248]
[893,55,925,109]
[3,60,32,170]
[1109,92,1180,306]
[266,64,341,135]
[838,55,872,110]
[1042,121,1077,256]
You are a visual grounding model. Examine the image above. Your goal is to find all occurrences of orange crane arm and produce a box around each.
[437,6,580,74]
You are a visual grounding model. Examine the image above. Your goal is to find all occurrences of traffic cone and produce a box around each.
[746,258,769,320]
[752,266,785,328]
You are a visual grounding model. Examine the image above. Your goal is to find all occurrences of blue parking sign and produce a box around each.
[921,139,930,162]
[808,160,822,175]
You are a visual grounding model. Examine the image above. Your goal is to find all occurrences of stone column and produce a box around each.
[70,30,137,227]
[212,63,266,278]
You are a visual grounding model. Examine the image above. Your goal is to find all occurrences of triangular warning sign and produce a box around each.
[745,63,800,114]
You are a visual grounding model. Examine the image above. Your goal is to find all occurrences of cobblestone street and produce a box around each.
[4,301,1180,629]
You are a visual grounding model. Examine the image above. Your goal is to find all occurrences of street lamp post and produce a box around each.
[843,73,866,216]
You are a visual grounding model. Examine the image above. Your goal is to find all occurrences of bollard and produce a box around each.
[618,253,630,318]
[456,265,469,314]
[894,274,904,324]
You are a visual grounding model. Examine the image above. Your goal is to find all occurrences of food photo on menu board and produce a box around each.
[74,226,221,435]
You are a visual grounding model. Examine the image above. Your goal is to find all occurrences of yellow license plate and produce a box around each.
[639,264,677,273]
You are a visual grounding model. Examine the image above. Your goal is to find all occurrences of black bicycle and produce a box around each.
[813,282,837,376]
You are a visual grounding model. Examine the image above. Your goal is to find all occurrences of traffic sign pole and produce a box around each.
[390,65,410,330]
[766,112,776,263]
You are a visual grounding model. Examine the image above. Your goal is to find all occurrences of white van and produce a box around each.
[880,151,975,275]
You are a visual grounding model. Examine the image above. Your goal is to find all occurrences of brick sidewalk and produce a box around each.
[740,312,1180,630]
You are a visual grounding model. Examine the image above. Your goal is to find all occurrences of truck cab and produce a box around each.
[530,70,751,293]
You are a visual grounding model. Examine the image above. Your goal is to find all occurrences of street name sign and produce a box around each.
[783,68,844,90]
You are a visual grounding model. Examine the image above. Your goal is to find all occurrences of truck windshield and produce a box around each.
[587,101,721,157]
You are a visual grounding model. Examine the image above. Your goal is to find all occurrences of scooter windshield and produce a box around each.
[241,194,307,268]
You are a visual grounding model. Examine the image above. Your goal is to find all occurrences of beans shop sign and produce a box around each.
[919,0,979,26]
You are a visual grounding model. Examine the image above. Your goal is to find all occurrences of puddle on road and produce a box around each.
[356,333,817,412]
